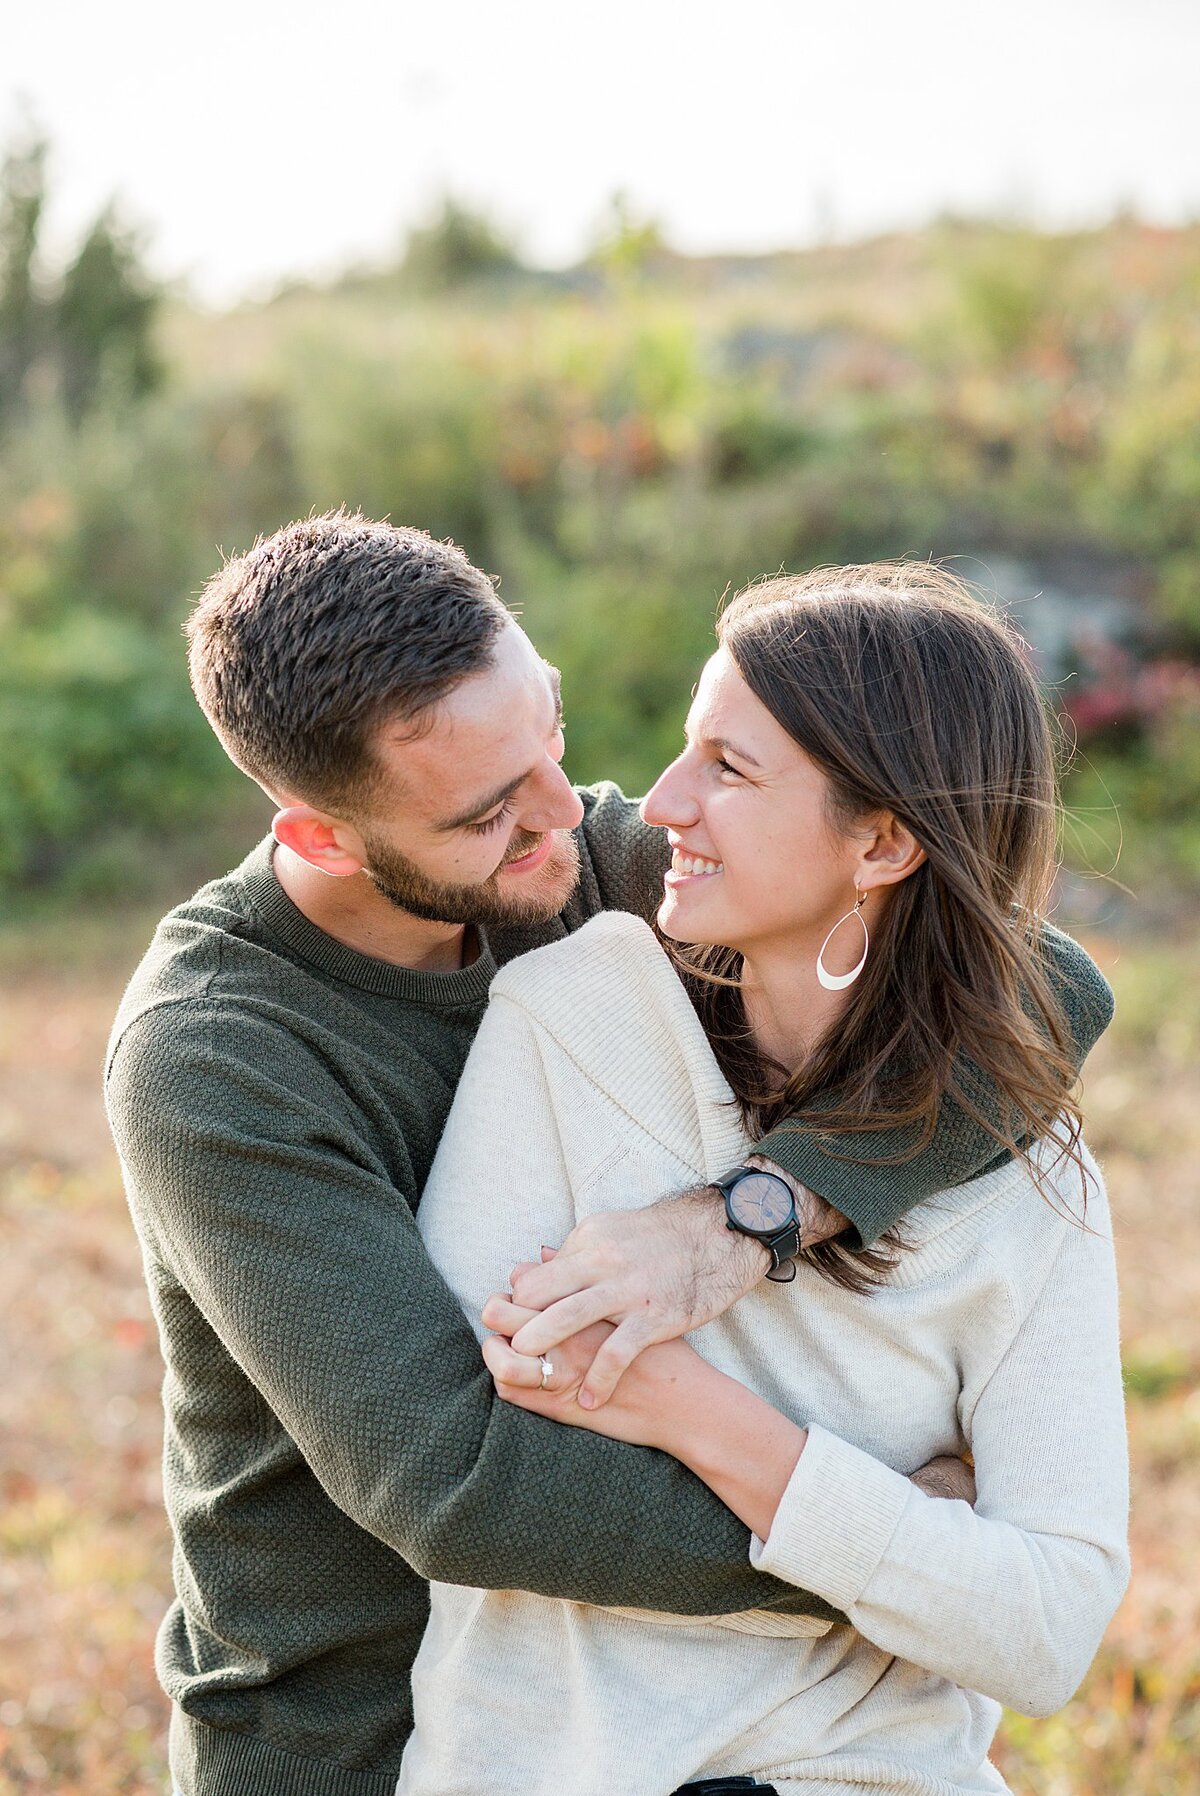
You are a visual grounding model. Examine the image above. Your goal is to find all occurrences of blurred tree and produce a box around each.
[55,205,162,420]
[0,125,49,420]
[400,196,524,291]
[588,191,669,286]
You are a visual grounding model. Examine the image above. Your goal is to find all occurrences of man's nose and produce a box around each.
[528,757,584,832]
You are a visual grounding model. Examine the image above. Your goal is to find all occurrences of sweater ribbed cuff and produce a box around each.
[753,1128,928,1248]
[748,1424,911,1611]
[170,1708,399,1796]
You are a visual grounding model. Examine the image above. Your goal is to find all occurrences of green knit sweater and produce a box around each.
[104,784,1114,1796]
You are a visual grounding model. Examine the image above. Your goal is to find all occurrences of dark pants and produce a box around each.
[170,1774,768,1788]
[173,1776,774,1794]
[673,1781,779,1795]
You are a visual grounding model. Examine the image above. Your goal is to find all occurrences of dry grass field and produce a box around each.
[0,908,1197,1795]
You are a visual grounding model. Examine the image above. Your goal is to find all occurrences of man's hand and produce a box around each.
[506,1192,765,1410]
[506,1166,849,1411]
[908,1454,977,1505]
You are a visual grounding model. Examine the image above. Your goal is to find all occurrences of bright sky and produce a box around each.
[6,0,1198,304]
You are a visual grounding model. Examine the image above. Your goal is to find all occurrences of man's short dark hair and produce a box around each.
[186,511,512,811]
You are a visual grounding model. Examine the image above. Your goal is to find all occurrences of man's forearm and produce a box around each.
[109,1009,844,1623]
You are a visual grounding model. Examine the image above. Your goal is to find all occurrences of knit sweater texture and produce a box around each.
[403,912,1129,1796]
[103,786,1115,1796]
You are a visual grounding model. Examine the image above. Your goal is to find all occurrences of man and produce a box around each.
[105,512,1111,1796]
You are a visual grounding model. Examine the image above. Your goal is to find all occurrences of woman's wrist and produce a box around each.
[630,1340,726,1456]
[653,1355,808,1541]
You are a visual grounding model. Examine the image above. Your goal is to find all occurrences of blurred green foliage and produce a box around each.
[0,130,47,416]
[2,152,1200,902]
[398,197,525,293]
[0,127,161,428]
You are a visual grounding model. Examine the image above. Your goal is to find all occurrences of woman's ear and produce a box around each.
[856,812,926,894]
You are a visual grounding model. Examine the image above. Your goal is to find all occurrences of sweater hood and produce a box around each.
[489,911,750,1183]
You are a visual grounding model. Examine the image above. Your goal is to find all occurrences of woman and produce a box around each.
[399,564,1129,1796]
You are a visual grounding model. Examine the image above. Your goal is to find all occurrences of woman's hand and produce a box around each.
[485,1289,812,1538]
[480,1292,703,1451]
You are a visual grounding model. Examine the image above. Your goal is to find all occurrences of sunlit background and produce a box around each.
[9,0,1200,300]
[2,4,1198,1790]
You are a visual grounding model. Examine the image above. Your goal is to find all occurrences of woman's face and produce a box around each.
[640,647,866,961]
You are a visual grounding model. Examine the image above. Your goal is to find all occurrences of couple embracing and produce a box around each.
[105,513,1128,1796]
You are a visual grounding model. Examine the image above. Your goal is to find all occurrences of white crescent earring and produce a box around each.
[816,888,869,992]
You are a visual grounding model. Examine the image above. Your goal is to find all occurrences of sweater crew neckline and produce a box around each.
[239,839,498,1005]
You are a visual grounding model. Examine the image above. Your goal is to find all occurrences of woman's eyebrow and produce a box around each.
[708,736,761,768]
[684,717,762,768]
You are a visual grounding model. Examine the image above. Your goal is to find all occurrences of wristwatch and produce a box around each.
[714,1165,802,1282]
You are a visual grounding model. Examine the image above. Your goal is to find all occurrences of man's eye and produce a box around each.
[716,757,741,777]
[468,801,514,837]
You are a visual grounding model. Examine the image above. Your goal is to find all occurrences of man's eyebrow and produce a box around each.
[434,665,565,831]
[436,773,525,832]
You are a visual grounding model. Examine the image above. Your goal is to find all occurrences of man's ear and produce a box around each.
[856,812,926,895]
[272,805,367,878]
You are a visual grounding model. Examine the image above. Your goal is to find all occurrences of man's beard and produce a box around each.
[360,826,582,929]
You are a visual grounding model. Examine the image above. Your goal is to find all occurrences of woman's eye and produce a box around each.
[469,802,514,836]
[716,757,741,777]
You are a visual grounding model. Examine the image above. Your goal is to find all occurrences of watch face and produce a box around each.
[728,1171,795,1233]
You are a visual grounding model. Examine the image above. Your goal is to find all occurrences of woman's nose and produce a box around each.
[640,758,698,830]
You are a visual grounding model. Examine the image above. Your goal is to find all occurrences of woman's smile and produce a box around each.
[664,843,724,886]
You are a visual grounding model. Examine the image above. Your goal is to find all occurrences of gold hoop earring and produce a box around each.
[816,888,869,992]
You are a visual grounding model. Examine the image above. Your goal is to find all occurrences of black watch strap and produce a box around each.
[762,1220,802,1271]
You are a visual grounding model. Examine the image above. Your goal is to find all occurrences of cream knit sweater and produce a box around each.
[401,912,1129,1796]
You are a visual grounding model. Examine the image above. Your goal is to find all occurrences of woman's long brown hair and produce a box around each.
[670,562,1085,1293]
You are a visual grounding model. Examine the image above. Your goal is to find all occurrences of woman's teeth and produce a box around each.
[671,850,723,878]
